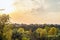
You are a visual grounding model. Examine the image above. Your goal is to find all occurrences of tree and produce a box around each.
[17,28,24,33]
[48,27,58,40]
[35,28,47,40]
[36,28,42,33]
[3,24,13,40]
[22,36,30,40]
[40,29,47,38]
[35,28,43,40]
[22,31,31,40]
[45,26,50,32]
[48,27,57,35]
[0,14,9,33]
[0,14,9,25]
[0,14,9,40]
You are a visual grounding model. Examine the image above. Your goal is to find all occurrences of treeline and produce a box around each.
[0,14,60,40]
[12,23,60,31]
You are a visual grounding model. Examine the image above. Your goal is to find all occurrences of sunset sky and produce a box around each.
[0,0,60,24]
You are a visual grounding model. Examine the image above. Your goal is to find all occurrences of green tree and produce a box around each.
[0,14,9,40]
[22,31,31,40]
[22,36,30,40]
[0,14,9,33]
[45,26,50,32]
[3,24,13,40]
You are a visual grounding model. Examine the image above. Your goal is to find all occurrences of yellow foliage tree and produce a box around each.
[48,27,57,35]
[5,30,12,40]
[40,29,47,38]
[36,28,42,33]
[17,28,24,33]
[3,24,13,40]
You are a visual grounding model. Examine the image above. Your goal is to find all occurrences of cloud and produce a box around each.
[46,0,60,12]
[13,0,60,13]
[10,0,60,24]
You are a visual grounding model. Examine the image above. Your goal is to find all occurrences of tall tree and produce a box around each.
[0,14,9,40]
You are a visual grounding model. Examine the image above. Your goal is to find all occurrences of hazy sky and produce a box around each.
[0,0,60,24]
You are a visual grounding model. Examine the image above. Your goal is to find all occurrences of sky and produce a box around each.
[0,0,60,24]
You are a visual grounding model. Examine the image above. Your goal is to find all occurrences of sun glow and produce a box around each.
[0,0,15,14]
